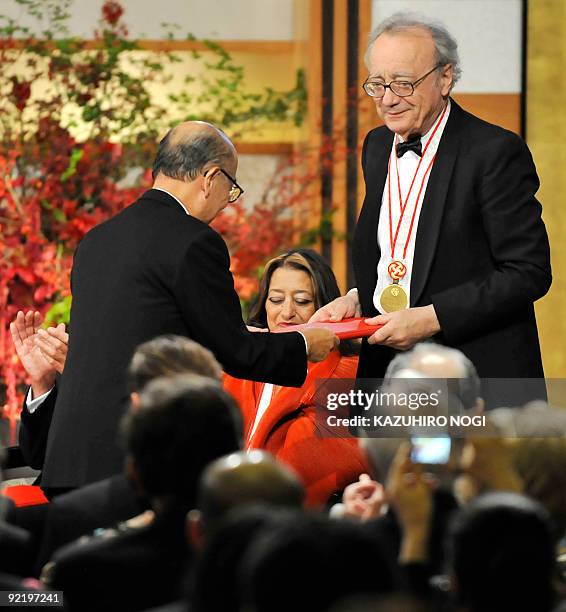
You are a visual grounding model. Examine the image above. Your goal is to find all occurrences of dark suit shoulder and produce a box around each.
[49,518,154,573]
[47,511,189,611]
[363,124,391,147]
[50,474,144,519]
[79,189,209,247]
[450,100,529,153]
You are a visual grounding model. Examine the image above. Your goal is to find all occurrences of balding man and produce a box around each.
[188,450,304,545]
[38,121,337,493]
[312,13,550,407]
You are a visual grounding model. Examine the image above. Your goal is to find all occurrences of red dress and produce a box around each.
[224,351,368,507]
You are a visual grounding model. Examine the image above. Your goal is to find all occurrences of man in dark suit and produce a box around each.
[30,121,337,492]
[311,14,551,406]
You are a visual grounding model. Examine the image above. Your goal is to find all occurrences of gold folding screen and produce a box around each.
[527,0,566,378]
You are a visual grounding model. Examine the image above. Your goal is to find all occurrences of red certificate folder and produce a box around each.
[273,317,382,340]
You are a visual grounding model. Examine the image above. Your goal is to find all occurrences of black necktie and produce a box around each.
[396,135,422,158]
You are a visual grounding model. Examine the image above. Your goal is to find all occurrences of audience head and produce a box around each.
[189,505,295,612]
[248,247,356,355]
[152,121,240,223]
[362,343,481,483]
[127,334,221,404]
[188,450,304,545]
[490,402,566,540]
[448,491,556,612]
[384,341,482,411]
[121,374,241,511]
[240,513,394,612]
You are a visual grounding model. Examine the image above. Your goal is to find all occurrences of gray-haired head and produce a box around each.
[366,12,462,89]
[384,342,481,410]
[361,343,480,481]
[152,121,235,181]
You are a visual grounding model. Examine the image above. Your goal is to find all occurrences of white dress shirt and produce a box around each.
[373,101,451,313]
[25,387,52,414]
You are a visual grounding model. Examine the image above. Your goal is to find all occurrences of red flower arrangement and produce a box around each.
[0,0,316,442]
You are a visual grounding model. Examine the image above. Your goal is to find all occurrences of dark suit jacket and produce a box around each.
[36,473,147,573]
[41,189,307,488]
[0,521,35,577]
[353,101,551,405]
[47,506,190,612]
[19,385,57,472]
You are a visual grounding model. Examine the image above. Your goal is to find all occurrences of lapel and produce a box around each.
[356,130,393,308]
[248,351,342,448]
[410,99,463,306]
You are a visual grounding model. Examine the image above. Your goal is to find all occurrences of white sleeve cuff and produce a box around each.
[25,387,54,414]
[347,287,358,297]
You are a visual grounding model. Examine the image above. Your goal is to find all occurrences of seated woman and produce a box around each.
[224,248,368,508]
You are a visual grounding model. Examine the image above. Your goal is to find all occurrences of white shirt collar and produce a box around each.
[153,187,190,216]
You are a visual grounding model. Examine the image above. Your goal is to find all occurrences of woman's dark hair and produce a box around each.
[247,248,358,356]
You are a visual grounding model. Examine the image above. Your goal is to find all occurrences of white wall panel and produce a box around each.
[0,0,294,40]
[370,0,522,93]
[237,154,283,210]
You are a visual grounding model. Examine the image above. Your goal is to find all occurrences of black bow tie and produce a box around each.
[396,135,422,158]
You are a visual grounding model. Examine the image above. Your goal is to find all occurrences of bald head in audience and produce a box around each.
[188,450,304,546]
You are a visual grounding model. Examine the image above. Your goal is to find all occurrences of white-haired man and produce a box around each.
[312,13,551,407]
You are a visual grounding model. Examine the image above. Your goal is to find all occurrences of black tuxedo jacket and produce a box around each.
[353,101,551,402]
[41,189,307,488]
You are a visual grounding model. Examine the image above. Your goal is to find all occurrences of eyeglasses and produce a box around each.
[219,168,244,203]
[362,64,444,99]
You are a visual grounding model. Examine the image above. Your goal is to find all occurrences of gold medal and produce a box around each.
[380,283,408,312]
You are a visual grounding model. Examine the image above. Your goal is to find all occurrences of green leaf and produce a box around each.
[52,208,67,223]
[60,147,84,182]
[44,295,72,326]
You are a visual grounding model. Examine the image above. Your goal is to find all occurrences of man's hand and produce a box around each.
[386,442,435,563]
[302,328,339,362]
[342,474,385,521]
[10,310,69,397]
[365,305,440,350]
[309,292,360,323]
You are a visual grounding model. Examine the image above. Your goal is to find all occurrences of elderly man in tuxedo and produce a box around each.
[312,13,551,407]
[17,121,337,495]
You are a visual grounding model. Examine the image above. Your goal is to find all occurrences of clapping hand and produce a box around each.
[10,310,69,397]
